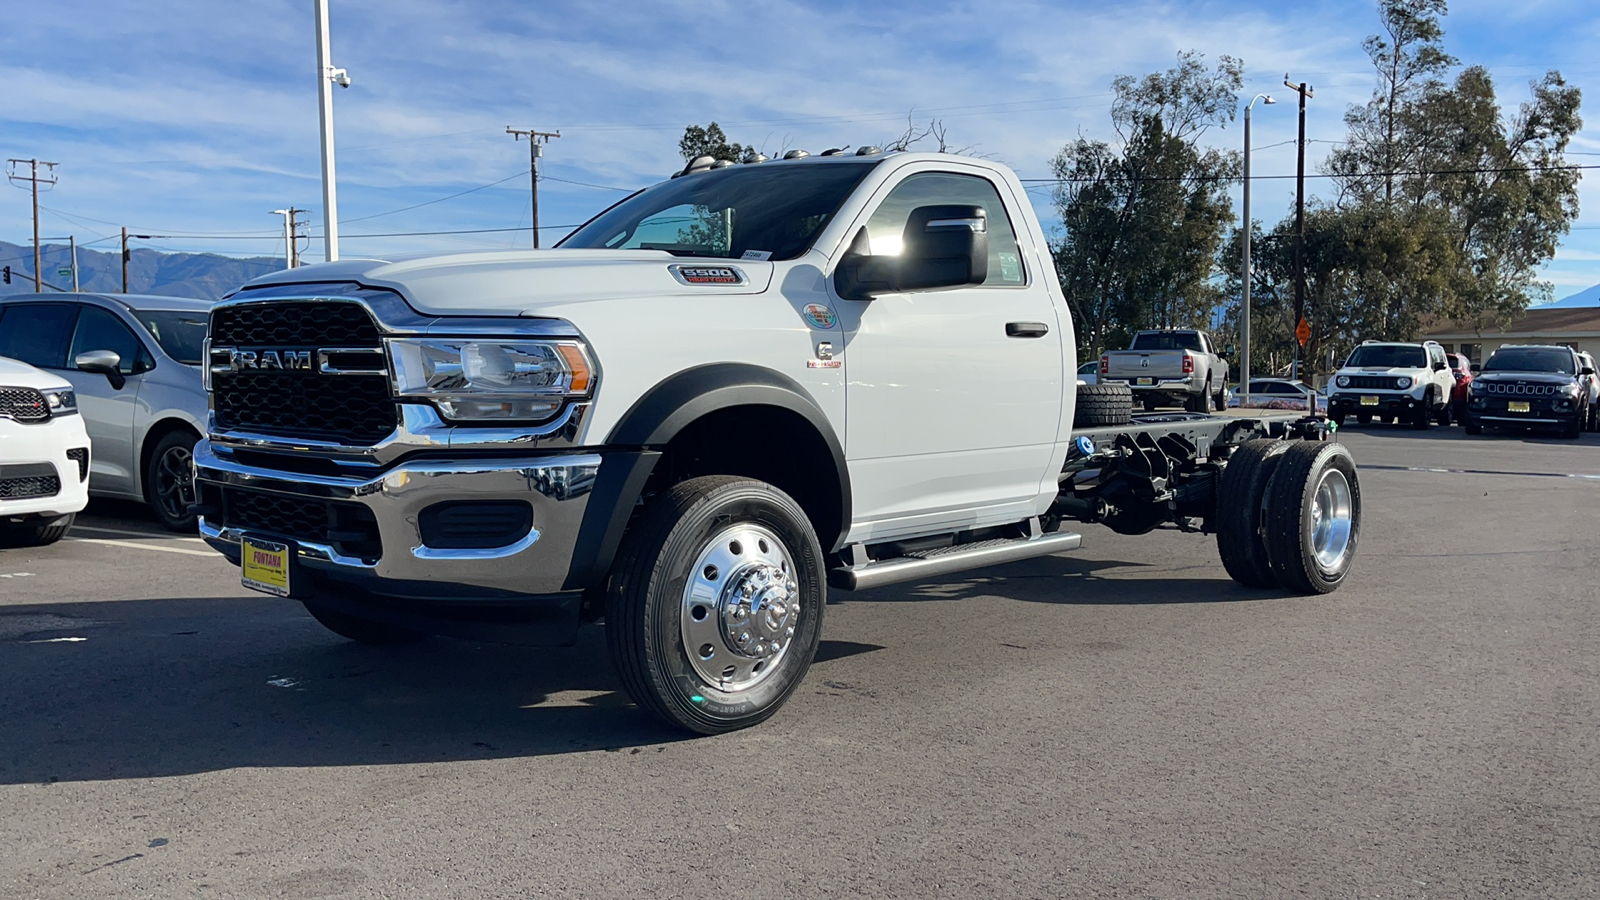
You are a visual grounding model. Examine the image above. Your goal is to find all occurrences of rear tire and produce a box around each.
[1435,401,1451,427]
[1143,396,1161,412]
[0,513,75,548]
[302,602,427,645]
[1263,442,1361,594]
[605,476,825,734]
[1075,383,1134,427]
[1215,440,1291,589]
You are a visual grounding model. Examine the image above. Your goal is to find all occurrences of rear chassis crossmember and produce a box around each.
[1055,412,1329,536]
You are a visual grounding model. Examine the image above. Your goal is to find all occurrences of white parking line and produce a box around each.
[65,537,218,558]
[72,524,208,544]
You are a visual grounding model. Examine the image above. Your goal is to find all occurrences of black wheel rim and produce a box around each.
[155,444,196,522]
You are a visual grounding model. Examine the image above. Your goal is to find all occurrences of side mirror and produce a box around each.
[1470,363,1481,374]
[834,205,988,301]
[75,349,126,390]
[1582,366,1596,377]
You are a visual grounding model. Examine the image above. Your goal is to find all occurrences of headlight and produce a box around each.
[1396,376,1412,389]
[388,339,594,422]
[1335,375,1350,388]
[43,389,77,414]
[1469,381,1486,393]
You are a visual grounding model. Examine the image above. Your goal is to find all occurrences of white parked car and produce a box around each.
[1227,379,1327,414]
[1076,360,1098,385]
[1326,340,1455,428]
[0,356,90,547]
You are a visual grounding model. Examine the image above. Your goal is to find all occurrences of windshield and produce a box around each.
[1481,348,1576,375]
[1344,345,1426,369]
[136,310,208,365]
[560,162,875,261]
[1128,332,1202,352]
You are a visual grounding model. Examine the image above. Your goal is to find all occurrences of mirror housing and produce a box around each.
[1582,366,1596,377]
[1469,363,1481,374]
[75,349,126,390]
[834,205,988,301]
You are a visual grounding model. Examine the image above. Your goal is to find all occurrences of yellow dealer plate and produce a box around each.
[1360,396,1379,406]
[1508,401,1530,413]
[241,537,292,597]
[1136,377,1154,386]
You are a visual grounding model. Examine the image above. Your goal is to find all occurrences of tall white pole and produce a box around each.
[315,0,340,262]
[1241,93,1274,406]
[1242,105,1252,406]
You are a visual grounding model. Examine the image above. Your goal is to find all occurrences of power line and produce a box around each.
[342,169,531,224]
[1021,163,1600,185]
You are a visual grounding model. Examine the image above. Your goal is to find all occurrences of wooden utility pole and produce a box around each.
[7,158,59,292]
[1283,77,1314,380]
[506,127,560,248]
[121,227,130,293]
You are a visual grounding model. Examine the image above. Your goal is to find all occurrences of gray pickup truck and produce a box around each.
[1101,329,1229,412]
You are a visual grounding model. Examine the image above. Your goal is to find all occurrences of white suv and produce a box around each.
[1327,340,1456,429]
[1,356,91,547]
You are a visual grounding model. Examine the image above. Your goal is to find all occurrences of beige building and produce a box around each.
[1422,306,1600,366]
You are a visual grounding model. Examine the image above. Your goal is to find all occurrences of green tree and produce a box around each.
[678,122,750,163]
[1050,51,1242,359]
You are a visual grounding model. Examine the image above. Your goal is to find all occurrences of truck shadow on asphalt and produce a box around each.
[0,597,884,785]
[840,554,1292,606]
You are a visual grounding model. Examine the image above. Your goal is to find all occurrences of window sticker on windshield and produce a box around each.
[802,304,838,329]
[998,252,1022,282]
[741,249,773,261]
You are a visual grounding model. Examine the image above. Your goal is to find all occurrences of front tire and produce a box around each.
[1464,414,1483,435]
[146,429,200,532]
[605,476,825,735]
[0,513,75,548]
[1264,442,1361,594]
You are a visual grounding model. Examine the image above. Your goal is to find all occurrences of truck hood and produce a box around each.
[237,250,776,317]
[1340,366,1428,376]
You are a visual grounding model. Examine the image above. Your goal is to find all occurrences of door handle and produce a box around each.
[1006,321,1049,338]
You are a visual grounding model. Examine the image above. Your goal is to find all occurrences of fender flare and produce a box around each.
[563,364,852,590]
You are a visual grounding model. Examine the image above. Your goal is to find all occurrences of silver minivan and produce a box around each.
[0,293,210,531]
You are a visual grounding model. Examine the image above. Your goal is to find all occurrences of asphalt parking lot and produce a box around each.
[2,427,1597,899]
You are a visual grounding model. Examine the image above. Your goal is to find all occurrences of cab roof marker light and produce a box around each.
[783,149,810,160]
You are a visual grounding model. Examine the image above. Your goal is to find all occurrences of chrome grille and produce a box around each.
[0,386,50,423]
[209,301,397,445]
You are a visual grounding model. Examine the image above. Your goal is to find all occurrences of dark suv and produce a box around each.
[1464,344,1594,439]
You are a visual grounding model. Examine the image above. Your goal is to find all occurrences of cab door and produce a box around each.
[63,305,154,496]
[831,168,1064,542]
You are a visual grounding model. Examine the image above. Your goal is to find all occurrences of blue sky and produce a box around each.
[4,0,1599,299]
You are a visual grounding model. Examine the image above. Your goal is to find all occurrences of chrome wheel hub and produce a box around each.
[1310,468,1354,570]
[682,524,799,692]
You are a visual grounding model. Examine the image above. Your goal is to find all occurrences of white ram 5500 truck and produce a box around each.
[195,151,1363,733]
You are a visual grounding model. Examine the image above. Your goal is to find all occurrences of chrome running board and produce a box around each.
[830,531,1082,591]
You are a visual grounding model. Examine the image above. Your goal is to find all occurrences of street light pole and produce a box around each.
[315,0,351,262]
[1284,76,1314,382]
[1241,93,1275,408]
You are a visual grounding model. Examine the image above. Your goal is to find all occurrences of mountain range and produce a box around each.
[0,240,284,300]
[5,236,1600,310]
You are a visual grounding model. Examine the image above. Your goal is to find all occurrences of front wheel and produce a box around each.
[605,476,825,734]
[0,513,75,548]
[1561,414,1583,440]
[1464,414,1483,435]
[146,429,200,532]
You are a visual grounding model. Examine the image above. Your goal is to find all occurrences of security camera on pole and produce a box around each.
[315,0,351,262]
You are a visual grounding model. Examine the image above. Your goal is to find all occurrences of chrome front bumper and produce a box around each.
[194,440,600,599]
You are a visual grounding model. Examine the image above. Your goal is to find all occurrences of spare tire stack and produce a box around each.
[1073,383,1133,428]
